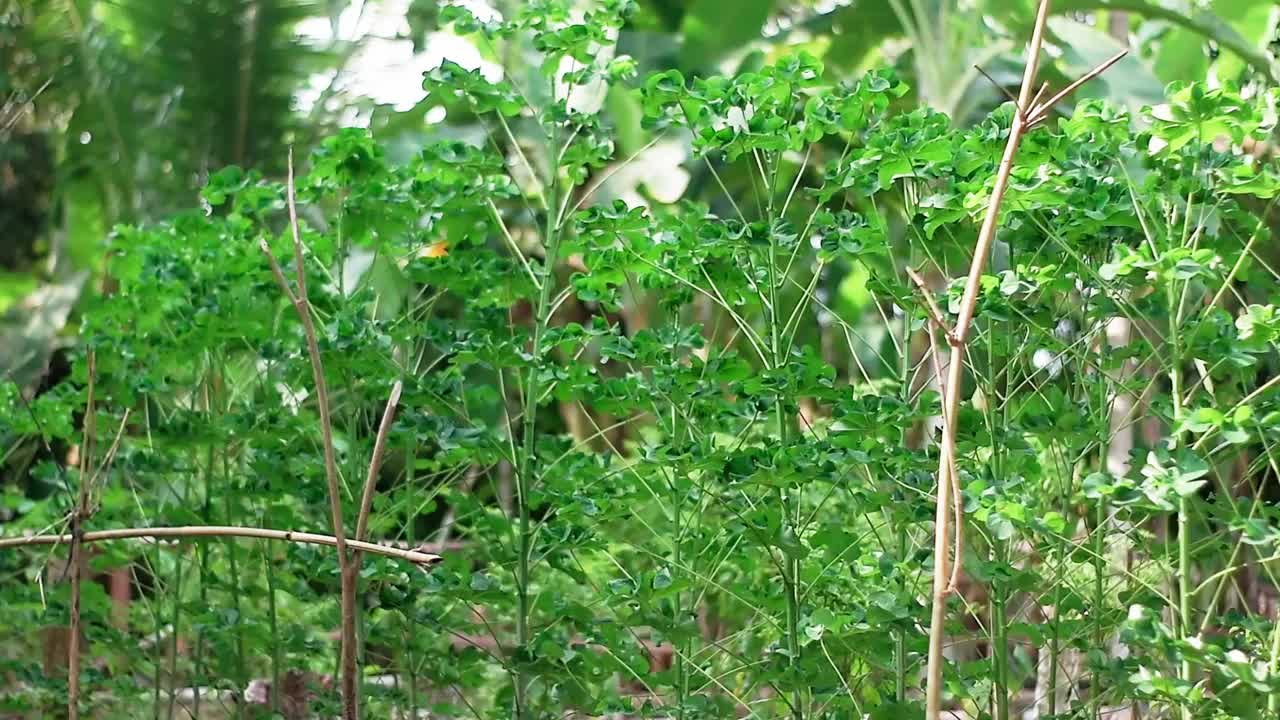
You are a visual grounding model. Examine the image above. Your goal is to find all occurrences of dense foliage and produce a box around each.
[4,1,1280,719]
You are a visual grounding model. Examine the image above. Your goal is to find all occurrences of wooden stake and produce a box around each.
[260,148,360,720]
[924,2,1052,716]
[923,4,1124,716]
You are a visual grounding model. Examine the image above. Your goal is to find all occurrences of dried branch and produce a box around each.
[67,350,96,720]
[259,148,359,720]
[924,324,965,583]
[1027,50,1128,128]
[0,526,442,564]
[1028,81,1050,113]
[924,0,1052,716]
[354,380,403,558]
[906,265,966,594]
[924,4,1123,717]
[973,64,1018,105]
[904,266,956,340]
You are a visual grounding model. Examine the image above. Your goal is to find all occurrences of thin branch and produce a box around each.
[354,380,403,559]
[0,526,442,564]
[923,20,1125,720]
[260,148,359,720]
[259,238,299,305]
[88,410,132,488]
[973,64,1018,105]
[907,264,966,595]
[487,199,541,288]
[67,350,97,720]
[1026,50,1128,128]
[924,322,965,587]
[905,265,956,340]
[1028,81,1050,113]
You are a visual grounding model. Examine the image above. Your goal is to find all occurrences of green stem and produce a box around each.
[1169,252,1192,720]
[166,546,186,720]
[192,447,214,719]
[1268,609,1280,717]
[765,170,803,720]
[990,318,1009,720]
[514,124,563,720]
[221,472,248,717]
[895,289,913,705]
[1048,550,1061,717]
[672,424,687,719]
[991,543,1009,720]
[895,525,908,703]
[762,169,803,717]
[668,400,692,719]
[151,552,163,720]
[1172,363,1192,720]
[1092,499,1107,719]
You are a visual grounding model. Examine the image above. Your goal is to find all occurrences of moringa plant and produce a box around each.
[2,1,1280,719]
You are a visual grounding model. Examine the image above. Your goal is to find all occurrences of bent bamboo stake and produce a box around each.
[0,526,442,565]
[924,2,1123,716]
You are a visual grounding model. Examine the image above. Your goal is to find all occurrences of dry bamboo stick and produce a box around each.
[0,526,442,565]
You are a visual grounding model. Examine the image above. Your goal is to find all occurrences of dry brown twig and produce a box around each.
[354,380,404,557]
[0,526,442,563]
[924,2,1125,717]
[63,235,136,718]
[258,147,360,720]
[904,266,965,595]
[66,350,96,720]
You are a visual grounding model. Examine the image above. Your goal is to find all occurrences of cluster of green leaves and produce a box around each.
[3,1,1280,719]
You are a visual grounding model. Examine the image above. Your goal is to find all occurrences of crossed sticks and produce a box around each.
[975,48,1128,131]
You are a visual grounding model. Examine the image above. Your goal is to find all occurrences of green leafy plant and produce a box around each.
[3,2,1280,720]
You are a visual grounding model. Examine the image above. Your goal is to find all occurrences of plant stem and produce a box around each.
[673,443,686,719]
[991,543,1009,720]
[192,443,215,720]
[896,286,913,705]
[166,547,187,720]
[513,124,563,720]
[222,452,248,715]
[1268,608,1280,717]
[986,327,1009,720]
[764,156,804,720]
[669,403,690,719]
[193,541,209,718]
[1092,498,1107,718]
[152,558,163,720]
[406,439,419,720]
[1169,280,1192,720]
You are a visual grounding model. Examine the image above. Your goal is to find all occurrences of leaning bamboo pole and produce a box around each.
[923,2,1125,715]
